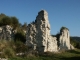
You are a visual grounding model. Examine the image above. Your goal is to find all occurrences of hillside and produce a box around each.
[70,37,80,49]
[71,37,80,42]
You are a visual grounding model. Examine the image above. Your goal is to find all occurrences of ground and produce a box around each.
[9,49,80,60]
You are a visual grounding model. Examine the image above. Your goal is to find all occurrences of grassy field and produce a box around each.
[9,49,80,60]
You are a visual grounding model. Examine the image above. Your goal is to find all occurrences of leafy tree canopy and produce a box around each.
[60,26,69,32]
[0,13,20,29]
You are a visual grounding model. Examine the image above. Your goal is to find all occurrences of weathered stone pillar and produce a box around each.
[59,27,70,50]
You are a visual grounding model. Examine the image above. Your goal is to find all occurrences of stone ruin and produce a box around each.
[0,10,74,53]
[59,27,70,50]
[0,25,14,40]
[26,10,57,52]
[26,10,74,53]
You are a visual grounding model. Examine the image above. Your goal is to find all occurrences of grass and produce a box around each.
[9,49,80,60]
[1,40,79,60]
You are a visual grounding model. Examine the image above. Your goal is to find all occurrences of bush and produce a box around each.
[0,40,29,58]
[14,41,28,53]
[2,47,15,58]
[70,37,80,49]
[14,28,26,43]
[11,17,20,29]
[14,32,26,43]
[60,26,69,32]
[0,14,20,29]
[0,40,16,58]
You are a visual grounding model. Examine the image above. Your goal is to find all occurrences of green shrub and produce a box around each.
[14,32,26,43]
[2,47,15,58]
[15,41,28,53]
[0,40,16,58]
[0,14,20,29]
[14,28,26,43]
[60,26,69,32]
[70,37,80,49]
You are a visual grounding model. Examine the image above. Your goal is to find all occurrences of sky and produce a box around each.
[0,0,80,36]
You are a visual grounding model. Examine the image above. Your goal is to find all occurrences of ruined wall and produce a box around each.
[26,10,58,52]
[0,25,27,41]
[59,28,70,50]
[0,25,14,40]
[26,10,74,53]
[0,10,73,52]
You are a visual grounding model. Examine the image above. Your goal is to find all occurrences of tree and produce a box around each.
[0,16,12,26]
[60,26,69,32]
[14,27,26,43]
[22,22,27,30]
[70,37,80,49]
[11,17,19,29]
[0,13,6,20]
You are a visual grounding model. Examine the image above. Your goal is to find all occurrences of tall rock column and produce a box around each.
[59,27,70,50]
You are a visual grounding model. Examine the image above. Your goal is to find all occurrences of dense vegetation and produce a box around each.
[0,13,19,29]
[70,37,80,49]
[60,26,69,32]
[0,13,27,43]
[0,40,80,60]
[0,40,28,58]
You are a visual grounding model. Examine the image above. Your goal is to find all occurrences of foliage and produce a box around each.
[0,14,20,29]
[0,40,28,58]
[55,33,60,47]
[8,49,80,60]
[0,13,6,20]
[14,41,28,53]
[0,40,15,58]
[14,32,26,43]
[70,37,80,49]
[0,13,27,43]
[22,22,27,30]
[11,17,20,29]
[0,16,12,26]
[2,47,15,58]
[60,26,69,32]
[14,27,26,43]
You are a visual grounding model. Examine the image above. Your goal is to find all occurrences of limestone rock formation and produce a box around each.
[59,27,70,50]
[26,10,58,52]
